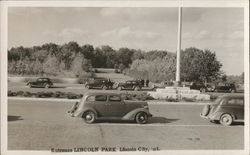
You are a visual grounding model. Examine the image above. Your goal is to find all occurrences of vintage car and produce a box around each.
[67,92,152,124]
[26,78,53,88]
[117,80,142,91]
[84,78,113,90]
[213,83,237,93]
[200,94,244,126]
[189,82,207,92]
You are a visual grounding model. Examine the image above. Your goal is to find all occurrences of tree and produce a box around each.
[81,44,95,59]
[180,47,222,82]
[128,55,176,82]
[60,41,81,69]
[43,55,60,76]
[117,48,134,67]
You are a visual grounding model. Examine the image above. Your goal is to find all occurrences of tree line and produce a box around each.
[8,41,229,83]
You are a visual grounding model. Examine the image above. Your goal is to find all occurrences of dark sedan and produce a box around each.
[68,92,152,124]
[26,78,53,88]
[117,80,142,91]
[200,94,244,126]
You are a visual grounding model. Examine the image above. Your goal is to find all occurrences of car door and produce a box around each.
[36,78,43,87]
[91,95,110,117]
[234,98,244,120]
[108,95,126,117]
[226,98,244,120]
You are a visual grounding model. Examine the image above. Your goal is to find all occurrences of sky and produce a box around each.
[8,7,244,75]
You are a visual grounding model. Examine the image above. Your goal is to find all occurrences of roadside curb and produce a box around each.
[8,97,209,105]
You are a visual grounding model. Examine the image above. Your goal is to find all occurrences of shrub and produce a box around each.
[23,91,32,97]
[8,91,17,96]
[181,97,195,102]
[165,97,179,102]
[17,91,24,96]
[78,72,95,84]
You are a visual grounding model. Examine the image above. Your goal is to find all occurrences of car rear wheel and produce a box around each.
[117,86,122,91]
[85,85,90,89]
[135,112,148,124]
[200,88,206,93]
[102,85,108,90]
[134,86,140,91]
[230,89,236,93]
[83,111,96,124]
[44,84,50,88]
[220,113,233,126]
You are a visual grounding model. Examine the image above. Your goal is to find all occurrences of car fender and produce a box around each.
[74,107,98,118]
[210,111,235,121]
[122,108,151,120]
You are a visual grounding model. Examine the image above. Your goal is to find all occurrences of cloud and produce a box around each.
[58,28,89,39]
[101,26,161,42]
[183,30,210,40]
[228,31,243,40]
[183,30,243,41]
[100,8,177,22]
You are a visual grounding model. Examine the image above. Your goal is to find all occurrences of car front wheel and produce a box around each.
[220,113,233,126]
[27,83,32,88]
[135,112,148,124]
[83,111,96,124]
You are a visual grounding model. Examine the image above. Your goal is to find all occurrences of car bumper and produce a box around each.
[200,113,209,119]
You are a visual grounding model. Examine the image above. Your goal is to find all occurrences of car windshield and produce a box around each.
[214,96,223,104]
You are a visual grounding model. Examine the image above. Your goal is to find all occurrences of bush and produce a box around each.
[165,97,179,102]
[78,72,95,84]
[8,90,17,96]
[181,97,195,102]
[23,91,32,97]
[17,91,24,96]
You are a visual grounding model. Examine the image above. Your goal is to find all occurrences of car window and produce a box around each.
[86,95,95,102]
[95,95,107,101]
[227,99,244,105]
[37,79,43,82]
[109,95,121,102]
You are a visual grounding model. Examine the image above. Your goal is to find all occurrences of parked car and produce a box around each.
[117,80,142,91]
[26,78,53,88]
[213,83,237,93]
[85,78,113,90]
[189,82,207,92]
[200,94,244,126]
[67,92,152,124]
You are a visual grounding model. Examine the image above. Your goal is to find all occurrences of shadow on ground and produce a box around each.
[232,122,244,126]
[8,115,23,122]
[148,117,179,124]
[92,117,179,124]
[51,86,67,88]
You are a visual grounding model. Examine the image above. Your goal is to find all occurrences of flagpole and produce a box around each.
[176,7,182,83]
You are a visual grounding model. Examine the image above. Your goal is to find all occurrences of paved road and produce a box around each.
[8,99,244,151]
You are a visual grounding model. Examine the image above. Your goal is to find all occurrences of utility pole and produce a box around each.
[176,7,182,83]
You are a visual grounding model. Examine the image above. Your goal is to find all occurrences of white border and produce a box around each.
[1,1,249,155]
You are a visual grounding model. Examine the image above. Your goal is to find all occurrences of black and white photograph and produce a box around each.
[1,1,249,155]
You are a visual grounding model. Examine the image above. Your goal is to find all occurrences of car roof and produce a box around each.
[38,78,50,79]
[84,91,120,96]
